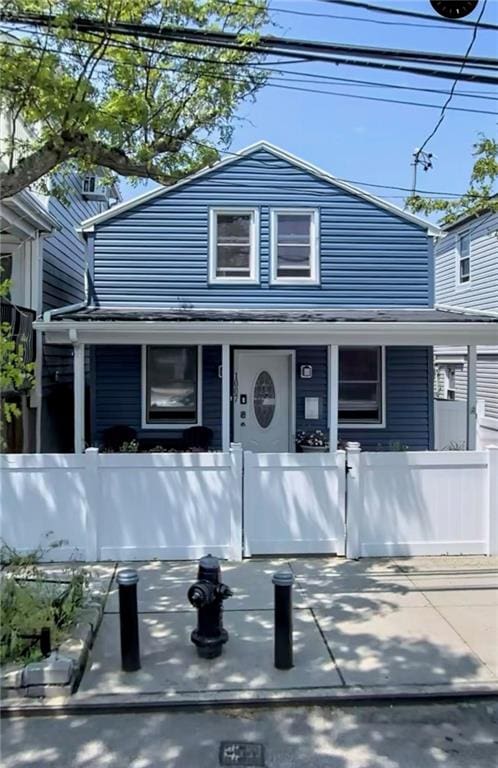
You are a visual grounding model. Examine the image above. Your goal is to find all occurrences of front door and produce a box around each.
[233,351,293,452]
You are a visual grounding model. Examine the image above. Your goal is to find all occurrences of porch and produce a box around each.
[35,306,498,455]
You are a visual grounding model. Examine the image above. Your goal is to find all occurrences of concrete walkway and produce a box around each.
[74,555,498,706]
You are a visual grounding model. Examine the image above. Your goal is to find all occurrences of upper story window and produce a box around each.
[339,347,384,427]
[209,208,259,284]
[271,209,319,284]
[457,231,471,285]
[82,173,114,202]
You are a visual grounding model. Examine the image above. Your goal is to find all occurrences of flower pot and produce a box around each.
[300,445,329,453]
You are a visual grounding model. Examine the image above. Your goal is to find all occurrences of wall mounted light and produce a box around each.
[300,365,313,379]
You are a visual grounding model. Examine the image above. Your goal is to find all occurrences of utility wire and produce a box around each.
[320,0,498,32]
[2,13,498,85]
[416,0,488,164]
[3,34,496,116]
[231,0,479,30]
[4,25,498,102]
[2,12,497,68]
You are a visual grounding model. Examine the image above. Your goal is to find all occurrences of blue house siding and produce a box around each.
[41,173,105,450]
[91,149,432,309]
[93,345,223,448]
[42,175,102,387]
[92,345,432,451]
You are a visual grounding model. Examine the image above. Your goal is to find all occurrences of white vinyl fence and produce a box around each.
[244,451,346,556]
[346,445,498,558]
[0,447,242,561]
[1,445,497,562]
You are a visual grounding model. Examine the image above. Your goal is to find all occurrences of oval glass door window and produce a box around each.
[254,371,276,428]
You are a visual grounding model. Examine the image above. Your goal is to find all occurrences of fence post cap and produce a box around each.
[345,441,361,451]
[117,568,139,586]
[272,570,294,586]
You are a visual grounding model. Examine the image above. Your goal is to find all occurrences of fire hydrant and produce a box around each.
[188,554,232,659]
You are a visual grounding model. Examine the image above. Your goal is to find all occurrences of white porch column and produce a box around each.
[222,344,231,452]
[73,342,85,454]
[328,344,339,452]
[466,344,477,450]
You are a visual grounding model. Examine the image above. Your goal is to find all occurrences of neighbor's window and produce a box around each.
[339,347,383,425]
[209,209,258,282]
[271,209,319,283]
[457,231,470,284]
[145,346,198,425]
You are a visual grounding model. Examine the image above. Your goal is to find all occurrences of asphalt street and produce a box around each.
[2,700,498,767]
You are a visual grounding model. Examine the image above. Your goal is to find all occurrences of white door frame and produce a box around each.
[233,349,296,451]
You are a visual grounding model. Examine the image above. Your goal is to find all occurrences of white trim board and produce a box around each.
[37,319,498,347]
[78,141,441,235]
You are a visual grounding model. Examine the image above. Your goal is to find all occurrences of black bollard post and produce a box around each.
[117,568,141,672]
[272,571,294,670]
[40,626,51,657]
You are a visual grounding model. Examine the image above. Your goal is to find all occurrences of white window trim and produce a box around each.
[208,207,259,284]
[456,229,472,288]
[141,344,203,430]
[270,208,320,285]
[339,346,386,429]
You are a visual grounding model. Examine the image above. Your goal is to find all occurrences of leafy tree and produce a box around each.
[0,276,35,431]
[0,0,268,198]
[407,134,498,225]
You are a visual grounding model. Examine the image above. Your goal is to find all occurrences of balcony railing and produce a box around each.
[0,299,36,365]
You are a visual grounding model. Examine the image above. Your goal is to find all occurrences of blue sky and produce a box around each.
[120,0,498,212]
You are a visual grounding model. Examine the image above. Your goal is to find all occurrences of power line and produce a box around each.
[417,0,489,155]
[4,32,496,117]
[320,0,498,32]
[2,12,498,85]
[188,140,492,199]
[5,25,498,103]
[412,0,489,195]
[232,0,477,30]
[2,11,497,69]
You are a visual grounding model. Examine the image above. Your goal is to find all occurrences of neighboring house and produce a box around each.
[1,117,118,451]
[434,208,498,446]
[1,190,57,451]
[36,142,498,454]
[39,171,119,451]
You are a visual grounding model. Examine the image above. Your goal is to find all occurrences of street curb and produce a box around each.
[2,684,498,718]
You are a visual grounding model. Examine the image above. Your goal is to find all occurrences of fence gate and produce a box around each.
[243,451,346,556]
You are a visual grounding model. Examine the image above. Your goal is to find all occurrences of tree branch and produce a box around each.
[0,133,181,199]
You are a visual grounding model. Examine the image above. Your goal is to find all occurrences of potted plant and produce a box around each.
[296,429,329,452]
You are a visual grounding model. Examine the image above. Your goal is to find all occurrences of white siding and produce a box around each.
[452,355,498,421]
[435,211,498,312]
[435,212,498,425]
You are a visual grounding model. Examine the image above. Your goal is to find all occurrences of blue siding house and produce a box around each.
[37,143,498,454]
[40,172,119,451]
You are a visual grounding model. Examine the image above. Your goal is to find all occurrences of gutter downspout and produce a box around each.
[43,300,88,322]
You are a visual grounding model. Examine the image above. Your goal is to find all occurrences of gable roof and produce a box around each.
[78,141,441,235]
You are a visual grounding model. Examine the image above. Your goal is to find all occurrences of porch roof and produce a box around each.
[36,305,498,347]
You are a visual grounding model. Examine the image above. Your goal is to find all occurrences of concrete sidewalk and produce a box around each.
[73,555,498,706]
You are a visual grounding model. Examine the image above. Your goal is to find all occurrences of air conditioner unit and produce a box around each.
[82,174,108,201]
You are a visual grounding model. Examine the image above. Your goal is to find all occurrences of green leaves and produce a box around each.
[0,0,269,196]
[406,133,498,225]
[0,278,35,438]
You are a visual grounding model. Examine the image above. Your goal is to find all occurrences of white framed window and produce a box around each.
[141,345,202,429]
[209,208,259,283]
[457,230,471,285]
[270,209,319,284]
[339,346,385,428]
